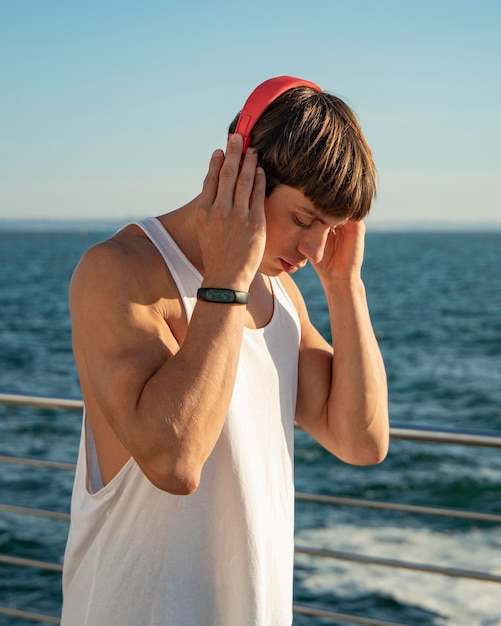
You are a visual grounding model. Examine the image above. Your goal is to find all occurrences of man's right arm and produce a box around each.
[70,136,266,495]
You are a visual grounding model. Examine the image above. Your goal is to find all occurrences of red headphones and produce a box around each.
[230,75,322,154]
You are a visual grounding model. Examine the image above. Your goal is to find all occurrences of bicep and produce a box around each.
[69,244,178,434]
[295,321,333,438]
[278,274,333,437]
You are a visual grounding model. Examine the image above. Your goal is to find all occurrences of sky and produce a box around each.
[1,0,500,226]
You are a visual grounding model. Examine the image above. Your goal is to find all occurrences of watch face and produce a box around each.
[207,289,235,303]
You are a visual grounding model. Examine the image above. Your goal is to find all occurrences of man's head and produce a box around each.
[229,82,376,221]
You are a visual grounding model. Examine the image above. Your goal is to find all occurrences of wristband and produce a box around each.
[197,288,250,305]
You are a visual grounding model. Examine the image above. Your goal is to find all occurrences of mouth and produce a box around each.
[279,258,307,274]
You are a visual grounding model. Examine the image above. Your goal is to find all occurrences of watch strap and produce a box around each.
[197,288,250,305]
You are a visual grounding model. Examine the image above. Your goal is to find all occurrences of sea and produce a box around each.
[1,226,500,626]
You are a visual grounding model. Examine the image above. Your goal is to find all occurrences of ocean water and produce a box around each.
[1,228,500,625]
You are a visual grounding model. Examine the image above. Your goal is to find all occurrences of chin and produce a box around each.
[258,262,283,278]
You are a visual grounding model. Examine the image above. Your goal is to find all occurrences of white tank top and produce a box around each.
[62,218,301,626]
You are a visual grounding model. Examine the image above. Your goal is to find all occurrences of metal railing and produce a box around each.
[1,392,501,625]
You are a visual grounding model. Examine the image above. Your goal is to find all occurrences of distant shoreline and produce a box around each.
[1,218,500,233]
[0,219,124,232]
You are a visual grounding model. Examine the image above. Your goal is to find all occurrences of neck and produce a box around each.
[156,196,205,274]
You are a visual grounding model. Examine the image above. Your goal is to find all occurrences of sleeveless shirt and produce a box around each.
[61,217,301,626]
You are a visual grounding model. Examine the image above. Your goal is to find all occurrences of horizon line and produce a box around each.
[1,217,501,233]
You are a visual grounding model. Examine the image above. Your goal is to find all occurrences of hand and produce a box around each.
[196,134,267,291]
[313,220,366,283]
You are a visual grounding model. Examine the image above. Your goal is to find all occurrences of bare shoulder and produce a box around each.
[70,224,186,349]
[72,225,178,306]
[72,225,165,297]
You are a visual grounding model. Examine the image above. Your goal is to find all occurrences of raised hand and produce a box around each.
[312,219,366,283]
[196,134,267,291]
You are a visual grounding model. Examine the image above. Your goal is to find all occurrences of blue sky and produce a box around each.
[1,0,500,225]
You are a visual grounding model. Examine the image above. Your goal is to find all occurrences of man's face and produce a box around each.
[259,185,347,276]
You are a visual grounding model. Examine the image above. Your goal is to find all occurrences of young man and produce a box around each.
[61,76,389,625]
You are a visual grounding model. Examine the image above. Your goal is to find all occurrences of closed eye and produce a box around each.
[294,216,313,229]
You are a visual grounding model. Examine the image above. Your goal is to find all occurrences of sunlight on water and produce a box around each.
[295,524,501,625]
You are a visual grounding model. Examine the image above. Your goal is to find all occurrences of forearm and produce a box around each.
[323,276,389,464]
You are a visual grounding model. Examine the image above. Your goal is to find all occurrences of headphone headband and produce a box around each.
[231,75,322,153]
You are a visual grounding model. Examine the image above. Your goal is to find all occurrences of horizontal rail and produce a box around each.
[0,605,408,626]
[0,455,76,471]
[295,491,501,524]
[2,392,501,447]
[294,546,501,583]
[0,392,83,410]
[293,604,410,626]
[0,606,60,624]
[0,504,70,521]
[0,554,63,573]
[390,423,501,448]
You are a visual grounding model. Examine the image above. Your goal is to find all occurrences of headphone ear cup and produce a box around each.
[230,76,322,155]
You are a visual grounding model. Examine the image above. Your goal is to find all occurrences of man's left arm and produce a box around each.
[287,220,389,465]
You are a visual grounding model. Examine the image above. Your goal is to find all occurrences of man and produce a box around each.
[61,76,389,625]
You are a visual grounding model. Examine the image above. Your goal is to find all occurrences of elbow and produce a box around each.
[158,473,200,496]
[339,445,388,467]
[353,442,389,466]
[138,456,202,496]
[345,432,390,467]
[334,420,390,467]
[349,405,390,466]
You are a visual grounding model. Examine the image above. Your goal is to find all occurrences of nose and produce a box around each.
[297,226,330,264]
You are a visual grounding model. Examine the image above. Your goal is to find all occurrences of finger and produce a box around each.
[199,149,224,211]
[233,147,259,207]
[248,166,266,219]
[216,134,244,204]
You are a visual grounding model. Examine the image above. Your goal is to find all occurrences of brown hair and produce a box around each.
[229,87,376,220]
